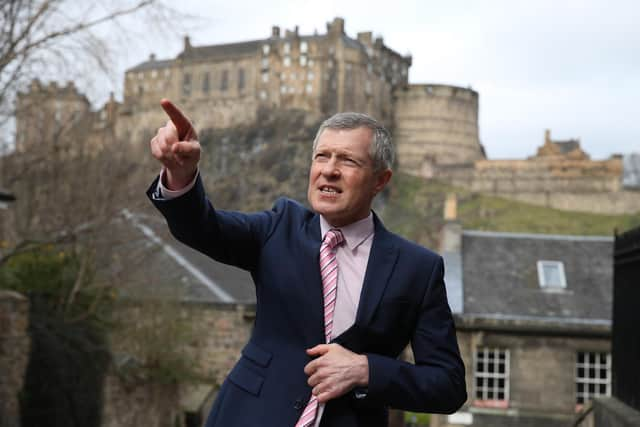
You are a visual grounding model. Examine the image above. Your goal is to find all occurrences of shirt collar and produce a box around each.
[320,213,374,251]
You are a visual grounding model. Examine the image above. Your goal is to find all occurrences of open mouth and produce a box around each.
[319,186,341,194]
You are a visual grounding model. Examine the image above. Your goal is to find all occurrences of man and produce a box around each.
[148,99,466,427]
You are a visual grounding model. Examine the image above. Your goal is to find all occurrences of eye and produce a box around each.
[314,152,328,161]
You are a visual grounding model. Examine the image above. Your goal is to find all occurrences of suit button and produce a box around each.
[294,399,303,410]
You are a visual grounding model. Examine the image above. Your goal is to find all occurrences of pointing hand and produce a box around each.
[149,99,201,190]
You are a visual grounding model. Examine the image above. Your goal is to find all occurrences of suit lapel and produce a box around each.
[354,214,399,326]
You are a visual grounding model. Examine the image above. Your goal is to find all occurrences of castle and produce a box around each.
[13,17,640,214]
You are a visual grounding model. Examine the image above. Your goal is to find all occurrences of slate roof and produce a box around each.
[113,210,255,304]
[460,230,613,324]
[552,139,581,154]
[177,40,262,61]
[127,58,174,73]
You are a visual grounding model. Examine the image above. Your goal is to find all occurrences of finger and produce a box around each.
[307,344,330,356]
[160,98,194,140]
[172,140,200,157]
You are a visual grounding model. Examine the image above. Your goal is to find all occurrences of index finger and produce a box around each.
[160,98,193,140]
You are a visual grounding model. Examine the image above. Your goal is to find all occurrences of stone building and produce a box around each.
[435,205,614,427]
[118,17,411,143]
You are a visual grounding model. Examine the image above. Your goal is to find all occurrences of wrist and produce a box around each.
[164,167,197,190]
[355,354,369,387]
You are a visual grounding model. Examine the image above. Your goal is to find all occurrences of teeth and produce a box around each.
[321,187,337,193]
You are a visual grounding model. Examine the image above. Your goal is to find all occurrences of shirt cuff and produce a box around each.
[155,168,199,200]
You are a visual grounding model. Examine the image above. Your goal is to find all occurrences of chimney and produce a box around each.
[440,193,462,253]
[357,31,373,46]
[271,26,280,38]
[327,17,345,35]
[184,35,192,50]
[545,129,551,144]
[149,53,156,62]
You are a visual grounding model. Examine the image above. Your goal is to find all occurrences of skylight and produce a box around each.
[537,260,567,289]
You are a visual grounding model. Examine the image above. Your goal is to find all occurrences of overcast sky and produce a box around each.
[106,0,638,159]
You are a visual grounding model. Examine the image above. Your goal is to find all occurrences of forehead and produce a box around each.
[315,127,373,155]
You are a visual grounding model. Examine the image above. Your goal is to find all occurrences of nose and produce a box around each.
[320,157,340,177]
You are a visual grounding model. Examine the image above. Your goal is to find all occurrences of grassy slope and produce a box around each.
[382,173,640,249]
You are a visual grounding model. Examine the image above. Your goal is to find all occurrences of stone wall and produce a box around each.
[104,301,255,427]
[432,327,611,427]
[394,84,484,175]
[0,291,30,427]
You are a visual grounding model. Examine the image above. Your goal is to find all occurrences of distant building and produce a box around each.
[435,200,614,427]
[119,17,411,139]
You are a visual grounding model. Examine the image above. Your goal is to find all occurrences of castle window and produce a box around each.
[576,352,611,407]
[182,73,191,96]
[300,41,308,53]
[474,347,509,409]
[299,55,307,67]
[283,56,291,67]
[262,44,270,55]
[262,57,269,69]
[367,63,373,74]
[202,72,210,93]
[261,71,269,83]
[280,85,287,94]
[259,90,267,100]
[220,70,228,91]
[151,70,158,78]
[365,80,372,95]
[238,68,245,90]
[138,72,144,80]
[537,260,566,290]
[307,71,314,80]
[283,42,290,54]
[164,69,171,77]
[308,59,314,67]
[305,83,312,94]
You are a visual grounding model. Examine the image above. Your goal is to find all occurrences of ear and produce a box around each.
[373,169,392,195]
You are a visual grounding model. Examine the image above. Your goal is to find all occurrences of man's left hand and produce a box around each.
[304,343,369,403]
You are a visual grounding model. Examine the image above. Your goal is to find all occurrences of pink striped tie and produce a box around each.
[295,229,344,427]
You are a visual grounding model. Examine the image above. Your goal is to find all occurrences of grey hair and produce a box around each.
[312,112,394,171]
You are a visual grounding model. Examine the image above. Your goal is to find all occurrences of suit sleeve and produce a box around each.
[146,174,282,272]
[365,256,467,414]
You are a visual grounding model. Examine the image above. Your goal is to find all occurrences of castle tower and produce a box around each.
[393,84,485,177]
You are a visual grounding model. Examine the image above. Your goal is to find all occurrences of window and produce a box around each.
[305,83,313,94]
[202,72,210,93]
[262,44,270,55]
[151,70,158,78]
[238,68,245,90]
[537,260,567,289]
[261,71,269,83]
[220,70,228,91]
[259,90,267,100]
[474,347,509,408]
[283,42,290,54]
[261,57,269,69]
[576,352,611,406]
[299,55,307,67]
[283,56,291,67]
[300,41,308,53]
[182,73,191,96]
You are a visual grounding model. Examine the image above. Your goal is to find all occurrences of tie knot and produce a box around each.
[323,228,344,249]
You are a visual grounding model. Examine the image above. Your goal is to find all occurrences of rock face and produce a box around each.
[0,291,30,427]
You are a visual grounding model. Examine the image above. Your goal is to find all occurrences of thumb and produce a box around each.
[307,344,331,356]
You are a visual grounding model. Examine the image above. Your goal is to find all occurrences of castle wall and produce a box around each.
[0,291,30,427]
[394,84,484,175]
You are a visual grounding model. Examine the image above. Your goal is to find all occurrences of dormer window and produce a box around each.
[537,260,567,289]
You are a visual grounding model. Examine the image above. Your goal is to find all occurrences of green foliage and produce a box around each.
[404,411,430,426]
[0,244,110,427]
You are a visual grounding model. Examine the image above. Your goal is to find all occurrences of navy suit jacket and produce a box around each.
[148,175,466,427]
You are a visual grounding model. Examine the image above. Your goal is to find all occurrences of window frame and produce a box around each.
[537,260,567,290]
[575,351,611,409]
[473,347,510,409]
